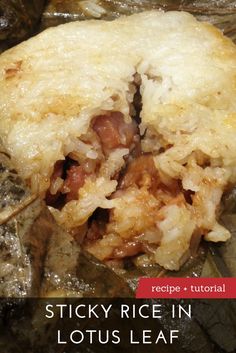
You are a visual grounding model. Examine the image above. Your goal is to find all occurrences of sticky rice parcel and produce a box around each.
[0,11,236,270]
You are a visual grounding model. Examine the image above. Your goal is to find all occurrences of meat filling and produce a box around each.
[93,112,138,152]
[45,109,225,271]
[46,112,139,208]
[45,106,222,272]
[46,111,187,265]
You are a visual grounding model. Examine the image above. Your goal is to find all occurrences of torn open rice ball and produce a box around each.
[0,10,236,270]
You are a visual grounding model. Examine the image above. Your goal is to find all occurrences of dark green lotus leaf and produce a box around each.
[192,299,236,353]
[218,214,236,277]
[0,153,35,224]
[41,215,132,298]
[0,0,45,52]
[0,153,48,297]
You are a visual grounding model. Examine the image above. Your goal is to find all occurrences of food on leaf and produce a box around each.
[0,11,236,271]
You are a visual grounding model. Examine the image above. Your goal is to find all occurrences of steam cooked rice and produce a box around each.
[0,11,236,270]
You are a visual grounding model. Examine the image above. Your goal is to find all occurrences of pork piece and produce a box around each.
[93,112,138,152]
[63,165,86,202]
[46,159,88,206]
[45,160,64,206]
